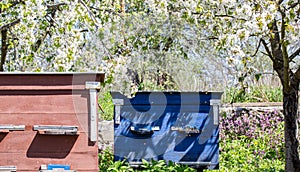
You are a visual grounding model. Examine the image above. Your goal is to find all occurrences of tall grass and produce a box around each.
[98,91,114,120]
[223,86,282,103]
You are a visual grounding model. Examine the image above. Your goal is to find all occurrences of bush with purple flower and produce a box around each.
[218,108,286,171]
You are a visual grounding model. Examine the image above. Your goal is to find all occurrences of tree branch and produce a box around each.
[46,2,67,10]
[215,14,234,18]
[289,47,300,62]
[269,21,284,64]
[89,6,124,18]
[251,38,262,57]
[10,1,25,7]
[279,9,290,91]
[261,38,274,61]
[278,0,285,5]
[8,28,17,62]
[198,36,218,40]
[215,14,247,21]
[79,0,99,28]
[288,2,300,10]
[0,3,65,31]
[263,20,285,85]
[294,67,300,83]
[0,19,21,31]
[260,51,270,56]
[32,34,48,52]
[33,2,61,52]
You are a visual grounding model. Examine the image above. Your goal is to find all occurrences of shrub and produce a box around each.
[217,109,285,172]
[98,148,114,171]
[224,86,282,103]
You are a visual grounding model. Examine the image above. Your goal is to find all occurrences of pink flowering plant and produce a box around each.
[219,109,286,171]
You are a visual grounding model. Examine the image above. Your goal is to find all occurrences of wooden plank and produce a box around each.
[0,94,88,114]
[222,102,284,107]
[0,73,105,87]
[221,102,287,112]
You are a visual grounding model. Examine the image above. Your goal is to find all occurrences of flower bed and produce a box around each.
[219,109,285,171]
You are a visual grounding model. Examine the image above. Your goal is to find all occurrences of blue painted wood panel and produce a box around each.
[111,92,222,169]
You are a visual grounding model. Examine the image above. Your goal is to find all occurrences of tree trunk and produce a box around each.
[0,29,8,71]
[284,83,300,172]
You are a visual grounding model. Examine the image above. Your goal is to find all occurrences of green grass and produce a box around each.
[223,86,282,103]
[98,149,197,172]
[98,91,114,120]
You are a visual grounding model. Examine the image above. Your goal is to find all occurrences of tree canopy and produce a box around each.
[0,0,107,71]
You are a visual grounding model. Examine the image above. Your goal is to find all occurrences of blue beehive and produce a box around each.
[111,91,222,169]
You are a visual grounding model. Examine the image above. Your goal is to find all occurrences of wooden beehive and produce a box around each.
[0,73,104,172]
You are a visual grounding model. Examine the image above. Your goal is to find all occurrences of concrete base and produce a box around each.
[98,120,114,150]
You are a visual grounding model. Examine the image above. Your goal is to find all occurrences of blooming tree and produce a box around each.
[0,0,114,72]
[188,1,300,171]
[87,0,215,94]
[1,0,300,170]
